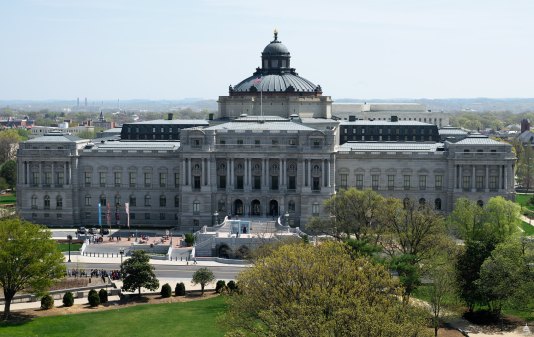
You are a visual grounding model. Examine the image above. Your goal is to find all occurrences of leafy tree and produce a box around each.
[40,294,54,310]
[215,280,227,294]
[449,198,485,241]
[308,188,387,243]
[192,267,215,296]
[0,159,16,188]
[88,289,100,307]
[62,291,74,307]
[516,144,534,192]
[161,283,172,298]
[222,241,431,337]
[175,282,186,296]
[390,254,421,303]
[0,217,65,320]
[98,288,108,303]
[0,129,21,163]
[184,233,196,247]
[121,250,160,296]
[226,280,237,293]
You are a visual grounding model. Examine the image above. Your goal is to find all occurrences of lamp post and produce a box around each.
[67,234,72,263]
[284,212,290,226]
[213,212,219,226]
[119,248,124,279]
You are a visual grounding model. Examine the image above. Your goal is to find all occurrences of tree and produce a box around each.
[161,283,172,298]
[175,282,186,296]
[184,233,196,247]
[0,129,21,164]
[88,289,100,307]
[0,217,65,320]
[0,159,16,188]
[121,250,159,296]
[62,291,74,307]
[222,242,431,337]
[308,188,387,243]
[192,267,215,296]
[516,143,534,192]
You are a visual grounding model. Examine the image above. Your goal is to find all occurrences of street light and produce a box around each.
[284,212,290,226]
[213,212,219,226]
[67,234,72,263]
[119,248,124,279]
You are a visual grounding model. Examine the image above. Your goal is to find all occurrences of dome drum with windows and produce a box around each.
[230,30,323,96]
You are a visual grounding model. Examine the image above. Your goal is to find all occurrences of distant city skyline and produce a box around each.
[1,0,533,100]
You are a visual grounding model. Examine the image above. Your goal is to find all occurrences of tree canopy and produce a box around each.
[121,250,159,296]
[223,241,431,337]
[0,217,65,320]
[191,267,215,296]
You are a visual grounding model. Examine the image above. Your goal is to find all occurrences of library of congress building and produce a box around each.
[16,33,515,230]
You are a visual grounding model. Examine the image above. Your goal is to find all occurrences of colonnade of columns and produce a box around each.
[21,161,71,187]
[454,164,512,191]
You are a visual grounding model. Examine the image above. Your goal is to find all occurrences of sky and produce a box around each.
[1,0,533,100]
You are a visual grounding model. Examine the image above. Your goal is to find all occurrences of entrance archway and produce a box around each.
[234,199,243,216]
[269,200,279,217]
[251,200,261,216]
[218,244,232,259]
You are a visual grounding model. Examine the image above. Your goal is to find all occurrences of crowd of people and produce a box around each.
[66,269,122,281]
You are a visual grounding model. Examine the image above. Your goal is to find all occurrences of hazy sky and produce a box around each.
[1,0,533,100]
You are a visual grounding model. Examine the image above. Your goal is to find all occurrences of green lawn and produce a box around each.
[56,243,82,252]
[0,194,15,204]
[520,221,534,236]
[0,296,227,337]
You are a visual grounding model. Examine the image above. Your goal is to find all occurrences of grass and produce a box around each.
[0,194,16,204]
[515,193,534,211]
[520,221,534,236]
[56,243,82,252]
[0,296,227,337]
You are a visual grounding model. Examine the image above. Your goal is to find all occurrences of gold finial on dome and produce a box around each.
[274,28,278,41]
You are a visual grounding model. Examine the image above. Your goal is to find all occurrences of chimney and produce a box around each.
[168,113,173,121]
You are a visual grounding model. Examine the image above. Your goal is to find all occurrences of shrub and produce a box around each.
[88,289,100,307]
[227,280,238,293]
[41,294,54,310]
[98,289,108,304]
[62,291,74,307]
[215,280,226,294]
[161,283,172,298]
[175,282,186,296]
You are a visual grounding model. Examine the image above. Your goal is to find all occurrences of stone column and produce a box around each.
[51,162,55,186]
[504,164,508,191]
[471,165,476,192]
[183,160,187,186]
[485,165,489,192]
[226,158,230,190]
[39,162,42,187]
[500,165,504,190]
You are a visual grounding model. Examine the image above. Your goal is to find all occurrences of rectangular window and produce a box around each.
[219,175,226,189]
[159,173,166,187]
[192,139,201,148]
[288,176,296,190]
[237,139,243,145]
[99,172,106,187]
[160,213,165,220]
[84,172,91,187]
[236,175,244,190]
[312,177,320,191]
[85,195,91,206]
[255,140,260,147]
[144,172,151,187]
[476,176,484,190]
[403,175,411,190]
[355,174,363,189]
[419,175,427,190]
[253,176,261,190]
[489,176,498,190]
[130,195,136,207]
[44,172,51,186]
[435,175,443,190]
[56,172,64,186]
[114,172,121,187]
[271,176,279,190]
[312,203,320,216]
[129,172,136,187]
[388,175,395,190]
[32,172,39,185]
[340,174,348,189]
[160,197,166,207]
[371,175,379,190]
[145,196,151,207]
[462,176,471,190]
[193,176,201,190]
[174,173,180,187]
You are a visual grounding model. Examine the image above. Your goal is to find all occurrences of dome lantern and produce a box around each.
[261,30,291,72]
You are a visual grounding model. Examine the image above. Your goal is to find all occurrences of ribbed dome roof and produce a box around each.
[233,74,317,93]
[229,31,322,96]
[262,41,289,55]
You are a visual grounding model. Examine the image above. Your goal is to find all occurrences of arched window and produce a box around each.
[31,195,37,208]
[288,200,296,213]
[160,195,166,207]
[193,200,200,214]
[434,198,442,210]
[44,195,50,209]
[419,198,426,206]
[144,195,151,207]
[56,196,63,209]
[477,200,484,207]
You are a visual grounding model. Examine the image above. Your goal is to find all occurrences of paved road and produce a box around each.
[64,262,245,279]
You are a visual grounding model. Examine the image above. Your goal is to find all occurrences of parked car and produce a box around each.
[100,228,109,235]
[89,228,98,234]
[77,227,87,234]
